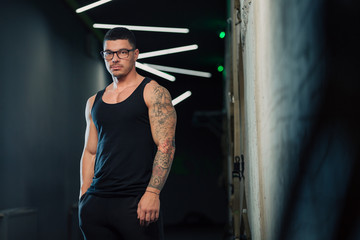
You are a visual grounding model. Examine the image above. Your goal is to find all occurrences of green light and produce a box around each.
[217,65,224,72]
[219,31,226,39]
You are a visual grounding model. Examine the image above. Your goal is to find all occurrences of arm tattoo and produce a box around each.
[148,85,176,191]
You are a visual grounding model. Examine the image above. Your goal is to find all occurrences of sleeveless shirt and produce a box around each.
[87,77,157,197]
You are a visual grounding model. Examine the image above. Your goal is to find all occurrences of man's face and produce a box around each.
[103,39,139,78]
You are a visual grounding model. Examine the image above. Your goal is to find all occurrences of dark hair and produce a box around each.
[103,27,136,49]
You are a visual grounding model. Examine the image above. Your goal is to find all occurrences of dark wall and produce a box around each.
[0,1,106,239]
[278,1,360,240]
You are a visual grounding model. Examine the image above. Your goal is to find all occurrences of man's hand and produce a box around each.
[137,190,160,226]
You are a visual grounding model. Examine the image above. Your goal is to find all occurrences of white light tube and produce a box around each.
[138,45,198,59]
[144,63,212,78]
[135,62,176,82]
[93,23,189,33]
[76,0,112,13]
[172,91,192,106]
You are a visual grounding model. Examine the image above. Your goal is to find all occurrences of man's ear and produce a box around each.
[134,48,139,60]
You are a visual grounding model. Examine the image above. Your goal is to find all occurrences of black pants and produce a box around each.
[78,193,164,240]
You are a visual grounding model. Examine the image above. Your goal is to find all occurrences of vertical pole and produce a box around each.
[231,0,252,239]
[231,0,244,239]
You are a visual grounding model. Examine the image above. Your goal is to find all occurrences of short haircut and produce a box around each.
[103,27,137,49]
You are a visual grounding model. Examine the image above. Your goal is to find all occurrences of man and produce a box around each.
[78,27,176,240]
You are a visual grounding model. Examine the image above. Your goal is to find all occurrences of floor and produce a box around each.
[164,224,232,240]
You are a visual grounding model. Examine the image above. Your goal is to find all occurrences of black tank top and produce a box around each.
[87,77,156,197]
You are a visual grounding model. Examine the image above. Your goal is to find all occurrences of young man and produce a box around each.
[78,27,176,240]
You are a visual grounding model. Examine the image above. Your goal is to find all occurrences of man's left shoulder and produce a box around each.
[145,80,171,96]
[145,80,159,89]
[144,80,172,105]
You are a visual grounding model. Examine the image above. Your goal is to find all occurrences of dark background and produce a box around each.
[0,0,228,239]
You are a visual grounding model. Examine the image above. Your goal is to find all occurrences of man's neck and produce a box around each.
[111,72,142,91]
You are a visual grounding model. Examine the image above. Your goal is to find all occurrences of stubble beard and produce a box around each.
[109,62,135,79]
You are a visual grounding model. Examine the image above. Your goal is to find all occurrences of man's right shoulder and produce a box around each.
[86,94,97,111]
[88,94,97,103]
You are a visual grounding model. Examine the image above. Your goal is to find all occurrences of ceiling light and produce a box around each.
[135,62,176,82]
[138,45,198,59]
[144,63,212,78]
[172,91,192,106]
[76,0,112,13]
[93,23,189,33]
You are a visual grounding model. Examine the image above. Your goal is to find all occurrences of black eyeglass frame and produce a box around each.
[100,48,135,60]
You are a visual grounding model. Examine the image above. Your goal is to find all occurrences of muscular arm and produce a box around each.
[147,84,176,192]
[79,96,98,198]
[137,82,176,226]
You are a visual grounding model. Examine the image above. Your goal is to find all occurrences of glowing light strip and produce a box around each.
[76,0,112,13]
[144,63,212,78]
[93,23,189,33]
[172,91,192,106]
[138,45,198,59]
[135,62,175,82]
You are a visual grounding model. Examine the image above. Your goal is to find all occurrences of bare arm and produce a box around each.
[79,96,98,198]
[147,83,176,192]
[137,82,176,226]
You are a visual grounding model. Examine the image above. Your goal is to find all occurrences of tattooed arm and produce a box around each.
[147,82,176,191]
[137,80,177,226]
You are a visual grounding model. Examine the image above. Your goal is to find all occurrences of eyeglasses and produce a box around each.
[100,48,135,60]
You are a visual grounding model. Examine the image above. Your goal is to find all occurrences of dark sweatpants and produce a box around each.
[78,193,164,240]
